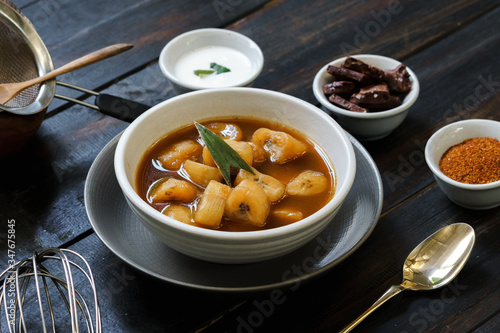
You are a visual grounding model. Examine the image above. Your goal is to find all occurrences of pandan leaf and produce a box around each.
[210,62,231,74]
[194,69,215,77]
[195,122,253,187]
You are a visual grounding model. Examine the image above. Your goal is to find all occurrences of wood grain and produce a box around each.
[18,0,271,113]
[1,0,500,332]
[200,185,500,332]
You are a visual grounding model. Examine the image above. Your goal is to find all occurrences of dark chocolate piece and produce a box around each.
[384,64,412,94]
[323,81,356,95]
[358,95,402,111]
[329,94,368,113]
[342,57,385,81]
[326,65,371,84]
[350,83,390,104]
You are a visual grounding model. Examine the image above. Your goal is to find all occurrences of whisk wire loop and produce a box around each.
[0,248,101,332]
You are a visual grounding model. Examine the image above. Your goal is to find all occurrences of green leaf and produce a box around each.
[194,63,231,77]
[194,69,215,77]
[195,122,254,187]
[210,62,231,74]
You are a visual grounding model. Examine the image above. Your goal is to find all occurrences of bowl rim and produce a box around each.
[114,87,356,241]
[158,28,264,91]
[312,54,420,119]
[425,119,500,190]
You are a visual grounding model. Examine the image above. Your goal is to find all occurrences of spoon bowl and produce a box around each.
[341,223,475,332]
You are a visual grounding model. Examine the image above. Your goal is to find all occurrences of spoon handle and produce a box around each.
[23,44,133,87]
[339,284,405,333]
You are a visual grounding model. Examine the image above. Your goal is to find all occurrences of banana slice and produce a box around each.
[182,159,223,187]
[272,208,304,223]
[158,140,202,170]
[251,128,308,164]
[224,179,270,227]
[149,178,198,202]
[202,139,254,167]
[162,205,192,224]
[193,180,232,229]
[204,122,243,140]
[235,168,285,202]
[286,171,328,196]
[249,142,267,164]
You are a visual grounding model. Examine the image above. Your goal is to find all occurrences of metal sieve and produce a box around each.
[0,0,149,120]
[0,0,55,114]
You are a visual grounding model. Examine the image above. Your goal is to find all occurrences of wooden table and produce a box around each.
[1,0,500,332]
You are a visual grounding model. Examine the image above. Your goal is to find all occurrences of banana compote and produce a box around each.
[136,118,336,231]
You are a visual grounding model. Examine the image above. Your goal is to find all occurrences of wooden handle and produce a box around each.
[26,43,133,86]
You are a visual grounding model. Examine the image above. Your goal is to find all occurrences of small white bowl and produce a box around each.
[159,28,264,95]
[313,54,419,140]
[425,119,500,210]
[114,88,356,264]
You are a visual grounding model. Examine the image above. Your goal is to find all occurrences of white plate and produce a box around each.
[84,132,382,292]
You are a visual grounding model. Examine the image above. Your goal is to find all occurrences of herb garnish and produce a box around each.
[193,69,215,77]
[194,62,231,77]
[210,62,231,74]
[195,122,254,187]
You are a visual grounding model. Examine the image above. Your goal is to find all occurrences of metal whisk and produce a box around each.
[0,248,101,332]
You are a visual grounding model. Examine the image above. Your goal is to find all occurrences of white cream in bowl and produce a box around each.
[174,45,252,88]
[160,28,264,94]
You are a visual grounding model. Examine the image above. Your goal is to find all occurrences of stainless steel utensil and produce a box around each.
[0,0,150,156]
[0,0,54,114]
[340,223,475,332]
[0,0,149,119]
[0,248,101,332]
[0,44,132,105]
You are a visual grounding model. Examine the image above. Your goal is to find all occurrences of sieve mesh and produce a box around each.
[0,11,41,108]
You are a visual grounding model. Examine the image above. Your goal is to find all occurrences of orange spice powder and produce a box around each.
[439,137,500,184]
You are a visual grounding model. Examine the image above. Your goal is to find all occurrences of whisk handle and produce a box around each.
[95,93,150,122]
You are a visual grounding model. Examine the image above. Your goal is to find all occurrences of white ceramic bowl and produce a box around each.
[313,54,419,140]
[159,28,264,95]
[425,119,500,210]
[114,88,356,264]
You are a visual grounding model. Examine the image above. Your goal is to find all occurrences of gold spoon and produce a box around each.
[340,223,475,332]
[0,43,133,105]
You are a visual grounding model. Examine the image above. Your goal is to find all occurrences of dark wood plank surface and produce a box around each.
[1,0,500,332]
